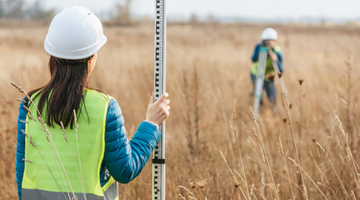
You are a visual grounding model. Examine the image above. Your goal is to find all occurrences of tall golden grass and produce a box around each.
[1,23,360,199]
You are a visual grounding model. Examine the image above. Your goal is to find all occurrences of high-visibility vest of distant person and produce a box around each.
[250,28,284,105]
[15,6,170,200]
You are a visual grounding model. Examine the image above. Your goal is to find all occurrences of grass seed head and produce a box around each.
[60,121,66,133]
[20,120,29,124]
[178,194,186,200]
[179,185,196,198]
[250,183,255,196]
[316,142,326,153]
[29,136,36,148]
[279,136,285,155]
[23,105,31,113]
[10,81,24,93]
[16,98,27,103]
[261,173,265,197]
[22,159,33,163]
[22,105,36,121]
[232,98,237,121]
[21,129,29,138]
[28,115,36,122]
[299,79,304,85]
[303,185,309,200]
[288,157,298,166]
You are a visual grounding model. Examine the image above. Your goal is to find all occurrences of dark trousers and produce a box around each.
[251,73,277,105]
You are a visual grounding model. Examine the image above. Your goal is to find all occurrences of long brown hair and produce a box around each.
[29,56,93,129]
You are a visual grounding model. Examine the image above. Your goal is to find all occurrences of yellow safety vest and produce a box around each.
[251,45,281,78]
[22,89,118,200]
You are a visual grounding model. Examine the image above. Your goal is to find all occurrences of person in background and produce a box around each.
[250,27,284,108]
[15,6,170,200]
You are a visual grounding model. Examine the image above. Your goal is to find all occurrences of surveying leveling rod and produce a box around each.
[152,0,167,200]
[253,47,268,118]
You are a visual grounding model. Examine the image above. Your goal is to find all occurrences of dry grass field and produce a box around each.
[1,23,360,199]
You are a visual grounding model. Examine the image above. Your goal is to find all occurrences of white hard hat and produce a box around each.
[44,6,107,60]
[261,28,278,40]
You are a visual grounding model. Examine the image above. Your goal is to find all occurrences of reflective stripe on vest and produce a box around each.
[22,89,118,200]
[251,45,281,77]
[22,182,119,200]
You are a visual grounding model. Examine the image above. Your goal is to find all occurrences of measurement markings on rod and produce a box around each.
[152,0,167,200]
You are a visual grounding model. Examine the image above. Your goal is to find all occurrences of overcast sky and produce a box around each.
[39,0,360,19]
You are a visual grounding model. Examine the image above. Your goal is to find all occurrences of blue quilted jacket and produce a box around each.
[15,98,161,200]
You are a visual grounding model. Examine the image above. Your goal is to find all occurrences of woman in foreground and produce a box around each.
[15,6,170,200]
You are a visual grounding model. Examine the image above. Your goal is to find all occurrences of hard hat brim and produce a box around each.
[44,35,107,60]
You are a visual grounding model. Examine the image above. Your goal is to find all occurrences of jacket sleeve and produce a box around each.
[15,99,27,200]
[251,43,261,63]
[276,50,284,73]
[104,99,161,184]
